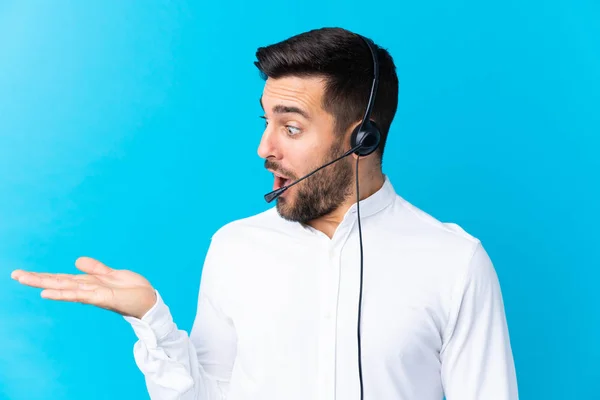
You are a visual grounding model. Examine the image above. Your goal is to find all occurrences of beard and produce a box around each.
[265,139,354,224]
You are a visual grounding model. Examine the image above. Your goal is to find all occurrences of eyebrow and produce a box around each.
[259,97,310,120]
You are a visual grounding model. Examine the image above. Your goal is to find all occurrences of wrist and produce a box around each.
[124,290,176,346]
[133,288,157,320]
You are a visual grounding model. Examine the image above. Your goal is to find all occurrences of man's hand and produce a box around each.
[11,257,157,319]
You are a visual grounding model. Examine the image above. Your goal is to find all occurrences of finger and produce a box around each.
[15,273,84,290]
[75,257,113,276]
[40,286,104,305]
[37,273,96,282]
[12,271,96,285]
[13,271,83,280]
[11,269,32,280]
[12,270,94,281]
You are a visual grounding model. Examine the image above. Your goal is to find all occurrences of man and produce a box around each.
[11,27,518,399]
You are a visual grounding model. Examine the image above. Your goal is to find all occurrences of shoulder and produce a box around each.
[391,194,483,263]
[206,206,301,256]
[390,195,503,323]
[383,194,502,297]
[210,206,288,241]
[199,207,284,288]
[396,196,499,291]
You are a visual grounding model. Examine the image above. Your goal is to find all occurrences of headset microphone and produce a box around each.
[263,143,363,203]
[262,33,380,400]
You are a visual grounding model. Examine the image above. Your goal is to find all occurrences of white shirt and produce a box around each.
[124,176,519,399]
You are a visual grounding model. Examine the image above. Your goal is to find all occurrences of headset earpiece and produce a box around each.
[350,35,381,159]
[351,120,381,157]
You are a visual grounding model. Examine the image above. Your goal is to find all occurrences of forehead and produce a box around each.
[261,76,326,113]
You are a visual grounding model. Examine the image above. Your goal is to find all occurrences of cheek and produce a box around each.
[284,130,334,176]
[285,145,318,174]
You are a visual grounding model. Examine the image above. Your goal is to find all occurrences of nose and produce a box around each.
[257,126,282,160]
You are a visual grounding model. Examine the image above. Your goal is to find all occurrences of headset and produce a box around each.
[350,35,381,158]
[263,33,381,400]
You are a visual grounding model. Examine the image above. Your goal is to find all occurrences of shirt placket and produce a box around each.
[317,231,346,400]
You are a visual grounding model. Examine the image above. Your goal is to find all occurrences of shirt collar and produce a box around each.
[288,174,397,236]
[347,174,396,219]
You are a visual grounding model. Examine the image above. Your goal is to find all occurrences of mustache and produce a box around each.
[264,160,297,180]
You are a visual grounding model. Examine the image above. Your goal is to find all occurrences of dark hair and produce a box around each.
[254,27,399,163]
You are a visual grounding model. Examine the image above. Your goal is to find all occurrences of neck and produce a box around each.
[306,167,385,239]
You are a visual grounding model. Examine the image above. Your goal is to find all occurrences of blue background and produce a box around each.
[1,1,598,399]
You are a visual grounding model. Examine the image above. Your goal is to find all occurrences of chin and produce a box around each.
[275,197,295,219]
[275,196,307,223]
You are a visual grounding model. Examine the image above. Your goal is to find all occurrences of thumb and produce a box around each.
[75,257,113,275]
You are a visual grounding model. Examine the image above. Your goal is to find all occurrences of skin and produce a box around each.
[259,75,385,237]
[10,75,385,319]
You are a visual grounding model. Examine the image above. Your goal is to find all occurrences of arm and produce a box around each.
[124,238,237,399]
[440,243,519,399]
[10,239,236,399]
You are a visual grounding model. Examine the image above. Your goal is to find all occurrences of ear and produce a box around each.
[345,120,363,160]
[345,120,363,146]
[350,119,381,159]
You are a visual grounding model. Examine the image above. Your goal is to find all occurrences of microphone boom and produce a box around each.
[263,144,362,203]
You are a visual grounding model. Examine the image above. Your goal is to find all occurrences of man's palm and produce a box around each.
[11,257,157,319]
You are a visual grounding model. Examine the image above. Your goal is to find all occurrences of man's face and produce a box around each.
[258,76,354,223]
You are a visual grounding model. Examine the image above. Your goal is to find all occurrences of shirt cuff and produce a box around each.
[123,290,176,348]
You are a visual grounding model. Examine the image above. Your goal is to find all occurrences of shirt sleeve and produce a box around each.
[123,236,237,399]
[440,242,519,399]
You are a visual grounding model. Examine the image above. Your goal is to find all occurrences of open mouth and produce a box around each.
[273,174,290,190]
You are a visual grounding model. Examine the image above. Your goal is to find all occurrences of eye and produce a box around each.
[286,125,301,136]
